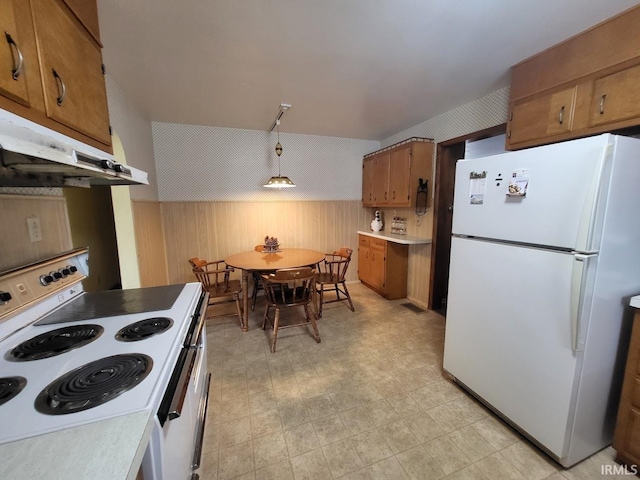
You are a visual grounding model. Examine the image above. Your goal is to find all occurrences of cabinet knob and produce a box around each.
[559,106,565,125]
[599,94,606,115]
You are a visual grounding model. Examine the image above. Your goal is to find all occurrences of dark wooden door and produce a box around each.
[429,124,506,313]
[429,142,464,313]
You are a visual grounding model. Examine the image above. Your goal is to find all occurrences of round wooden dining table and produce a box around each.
[225,248,326,331]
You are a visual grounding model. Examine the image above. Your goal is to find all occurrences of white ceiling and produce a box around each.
[97,0,639,140]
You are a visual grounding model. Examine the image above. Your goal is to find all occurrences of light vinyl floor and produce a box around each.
[196,283,627,480]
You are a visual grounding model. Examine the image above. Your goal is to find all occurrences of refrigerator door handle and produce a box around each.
[570,253,595,352]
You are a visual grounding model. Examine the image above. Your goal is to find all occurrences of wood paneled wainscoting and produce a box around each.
[131,200,433,309]
[132,201,169,287]
[160,200,366,285]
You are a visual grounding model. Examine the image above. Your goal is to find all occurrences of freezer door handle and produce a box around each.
[570,254,594,352]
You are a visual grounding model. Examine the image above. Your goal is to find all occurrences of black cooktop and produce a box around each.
[35,284,186,325]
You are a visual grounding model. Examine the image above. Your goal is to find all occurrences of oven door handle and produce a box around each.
[158,346,197,424]
[185,292,209,348]
[168,347,196,420]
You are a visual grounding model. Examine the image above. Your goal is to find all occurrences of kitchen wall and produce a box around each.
[152,123,379,202]
[161,200,367,285]
[371,87,510,305]
[0,84,509,308]
[382,87,510,147]
[104,76,167,287]
[143,88,510,307]
[0,194,72,271]
[150,122,378,286]
[105,75,159,202]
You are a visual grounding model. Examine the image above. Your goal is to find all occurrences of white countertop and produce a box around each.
[631,295,640,309]
[357,230,432,245]
[0,410,154,480]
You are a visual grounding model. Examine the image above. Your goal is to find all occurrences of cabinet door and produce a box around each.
[389,146,411,206]
[369,239,386,291]
[358,245,370,283]
[590,64,640,127]
[508,87,577,145]
[362,157,375,207]
[0,0,30,106]
[372,153,390,205]
[61,0,101,44]
[32,0,111,146]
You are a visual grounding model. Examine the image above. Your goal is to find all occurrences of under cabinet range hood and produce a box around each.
[0,111,148,187]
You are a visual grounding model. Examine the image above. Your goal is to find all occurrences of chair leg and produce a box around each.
[318,285,324,318]
[342,282,355,312]
[305,304,321,343]
[271,308,280,353]
[261,304,270,330]
[251,273,259,311]
[234,293,243,321]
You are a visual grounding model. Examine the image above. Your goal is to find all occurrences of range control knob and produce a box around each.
[51,271,62,281]
[0,291,11,305]
[58,268,68,277]
[40,274,54,286]
[69,265,78,274]
[100,159,114,170]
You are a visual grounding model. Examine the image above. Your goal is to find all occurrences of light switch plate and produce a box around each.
[27,217,42,242]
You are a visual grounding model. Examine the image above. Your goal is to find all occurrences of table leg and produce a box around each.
[241,269,249,331]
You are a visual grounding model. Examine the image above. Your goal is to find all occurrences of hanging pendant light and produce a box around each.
[264,104,295,189]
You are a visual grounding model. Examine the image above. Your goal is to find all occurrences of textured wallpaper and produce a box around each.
[152,123,379,202]
[382,86,510,147]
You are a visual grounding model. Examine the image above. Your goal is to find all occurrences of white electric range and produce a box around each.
[0,248,210,480]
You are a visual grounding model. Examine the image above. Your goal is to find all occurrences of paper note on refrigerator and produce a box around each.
[507,169,529,197]
[469,171,487,205]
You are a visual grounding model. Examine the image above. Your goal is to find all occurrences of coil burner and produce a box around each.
[115,317,174,342]
[9,325,104,361]
[0,376,27,406]
[34,354,153,415]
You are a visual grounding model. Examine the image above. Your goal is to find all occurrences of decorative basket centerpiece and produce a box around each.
[263,236,281,253]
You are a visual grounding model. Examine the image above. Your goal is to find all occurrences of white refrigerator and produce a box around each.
[443,134,640,467]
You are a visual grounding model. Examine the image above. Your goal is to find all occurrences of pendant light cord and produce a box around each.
[276,119,281,176]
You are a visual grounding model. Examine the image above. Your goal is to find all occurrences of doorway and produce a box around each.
[429,124,506,314]
[63,186,121,292]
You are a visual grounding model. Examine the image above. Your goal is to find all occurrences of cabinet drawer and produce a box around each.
[359,236,370,248]
[371,238,386,252]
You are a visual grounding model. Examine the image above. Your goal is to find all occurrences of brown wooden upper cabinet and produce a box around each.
[589,64,640,127]
[362,156,375,207]
[0,0,111,152]
[372,152,390,204]
[0,0,31,106]
[508,87,577,145]
[32,0,111,146]
[361,139,434,208]
[507,4,640,150]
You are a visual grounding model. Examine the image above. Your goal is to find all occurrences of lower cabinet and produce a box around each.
[613,310,640,468]
[358,234,408,300]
